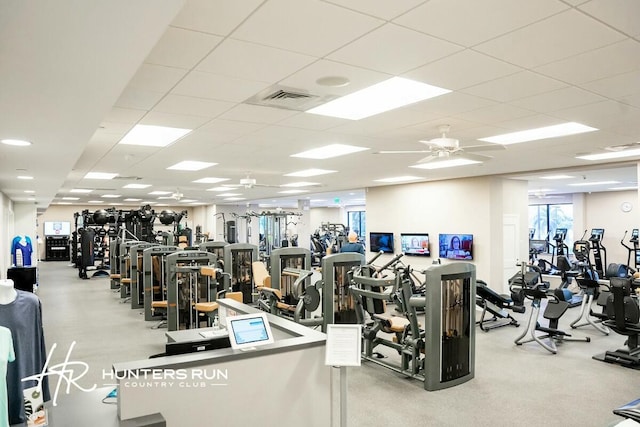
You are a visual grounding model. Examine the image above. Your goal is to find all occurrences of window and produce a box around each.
[347,211,366,240]
[529,203,573,252]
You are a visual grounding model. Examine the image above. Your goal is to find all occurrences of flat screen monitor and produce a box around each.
[369,232,394,254]
[529,239,547,254]
[226,313,274,350]
[439,234,473,260]
[553,228,567,241]
[44,221,71,236]
[590,228,604,241]
[400,233,430,256]
[165,336,231,356]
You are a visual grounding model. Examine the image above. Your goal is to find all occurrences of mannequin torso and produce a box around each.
[0,280,17,304]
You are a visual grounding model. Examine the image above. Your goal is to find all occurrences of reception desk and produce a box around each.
[114,299,331,426]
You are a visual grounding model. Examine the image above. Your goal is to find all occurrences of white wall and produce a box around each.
[366,176,528,293]
[0,193,13,278]
[310,207,344,231]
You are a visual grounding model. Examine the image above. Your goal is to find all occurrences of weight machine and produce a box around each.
[142,245,180,322]
[319,252,365,332]
[223,243,259,304]
[198,241,228,268]
[252,210,302,257]
[128,242,158,309]
[166,251,217,331]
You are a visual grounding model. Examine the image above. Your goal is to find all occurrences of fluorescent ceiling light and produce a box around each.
[310,199,326,202]
[528,188,553,193]
[608,186,637,191]
[157,196,174,200]
[1,139,31,146]
[291,144,368,160]
[479,122,598,145]
[280,182,318,188]
[207,187,233,192]
[62,196,79,200]
[576,148,640,161]
[285,169,337,177]
[57,202,72,205]
[217,193,241,197]
[410,158,481,170]
[118,124,192,147]
[278,190,309,194]
[149,191,171,195]
[179,199,197,203]
[24,190,35,194]
[140,201,156,204]
[192,177,229,184]
[167,160,217,171]
[17,176,33,180]
[88,200,104,203]
[70,189,92,193]
[569,181,620,187]
[124,198,141,202]
[123,183,151,189]
[540,175,574,180]
[85,172,117,180]
[224,197,245,201]
[306,77,450,120]
[101,194,121,198]
[374,176,422,183]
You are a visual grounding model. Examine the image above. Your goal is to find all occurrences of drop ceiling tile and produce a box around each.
[462,71,567,103]
[474,9,626,69]
[277,112,349,131]
[491,114,570,132]
[405,49,521,90]
[455,103,535,125]
[197,38,316,83]
[114,87,165,110]
[218,104,299,124]
[139,111,212,129]
[582,70,640,99]
[231,0,383,57]
[323,0,425,20]
[198,119,267,138]
[278,59,388,97]
[579,0,640,37]
[534,39,640,85]
[552,100,637,129]
[172,71,270,102]
[512,87,606,113]
[327,23,462,75]
[153,94,234,118]
[101,107,147,124]
[170,0,264,36]
[145,27,223,69]
[408,92,497,116]
[394,0,567,47]
[127,63,188,93]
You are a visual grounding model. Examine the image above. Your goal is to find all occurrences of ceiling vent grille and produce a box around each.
[245,85,335,111]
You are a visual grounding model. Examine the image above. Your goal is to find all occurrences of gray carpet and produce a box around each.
[36,261,638,426]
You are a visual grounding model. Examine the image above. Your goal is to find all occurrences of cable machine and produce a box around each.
[320,252,365,332]
[223,243,259,304]
[142,245,180,322]
[129,242,158,309]
[198,241,228,268]
[253,210,302,257]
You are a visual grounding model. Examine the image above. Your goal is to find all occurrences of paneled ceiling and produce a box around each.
[1,0,639,212]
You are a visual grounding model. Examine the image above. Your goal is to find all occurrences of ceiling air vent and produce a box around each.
[245,85,335,112]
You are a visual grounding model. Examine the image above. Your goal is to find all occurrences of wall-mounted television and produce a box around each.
[44,221,71,236]
[439,234,473,260]
[400,233,430,256]
[369,232,394,254]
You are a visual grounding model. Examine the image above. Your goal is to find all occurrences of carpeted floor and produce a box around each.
[35,261,638,426]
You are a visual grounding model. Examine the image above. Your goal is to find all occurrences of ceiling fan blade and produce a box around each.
[375,150,432,154]
[458,152,492,162]
[462,144,506,152]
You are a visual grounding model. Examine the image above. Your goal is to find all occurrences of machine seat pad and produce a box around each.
[276,302,296,312]
[121,278,132,284]
[260,287,283,301]
[200,266,217,277]
[110,274,121,280]
[152,301,168,309]
[194,302,219,313]
[373,314,411,333]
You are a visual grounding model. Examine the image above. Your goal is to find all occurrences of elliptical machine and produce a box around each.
[621,229,640,271]
[588,228,607,278]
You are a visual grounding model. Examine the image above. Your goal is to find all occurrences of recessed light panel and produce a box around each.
[123,184,151,189]
[17,176,33,180]
[24,190,35,194]
[124,198,142,202]
[280,182,319,188]
[540,175,574,180]
[576,148,640,161]
[167,161,217,171]
[85,172,117,180]
[1,139,31,146]
[149,191,171,195]
[118,124,192,147]
[224,197,245,201]
[101,194,121,198]
[568,181,620,187]
[479,122,597,145]
[88,200,104,203]
[306,77,450,120]
[192,177,229,184]
[278,189,309,194]
[608,186,637,191]
[374,176,422,183]
[216,193,241,197]
[291,144,368,160]
[285,169,337,177]
[410,158,481,170]
[70,189,92,193]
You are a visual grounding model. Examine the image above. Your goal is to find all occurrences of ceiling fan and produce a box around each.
[169,189,183,200]
[376,125,504,163]
[223,175,280,190]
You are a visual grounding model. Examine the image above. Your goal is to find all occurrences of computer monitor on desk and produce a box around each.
[226,313,274,351]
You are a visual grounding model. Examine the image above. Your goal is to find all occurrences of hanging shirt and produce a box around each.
[0,326,15,427]
[11,236,33,267]
[0,291,49,425]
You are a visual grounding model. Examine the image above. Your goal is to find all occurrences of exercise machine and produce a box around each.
[129,242,158,309]
[223,243,259,304]
[621,229,640,270]
[198,241,228,268]
[319,252,364,332]
[593,277,640,369]
[142,245,179,323]
[475,280,524,332]
[569,277,610,335]
[512,264,590,354]
[588,228,607,278]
